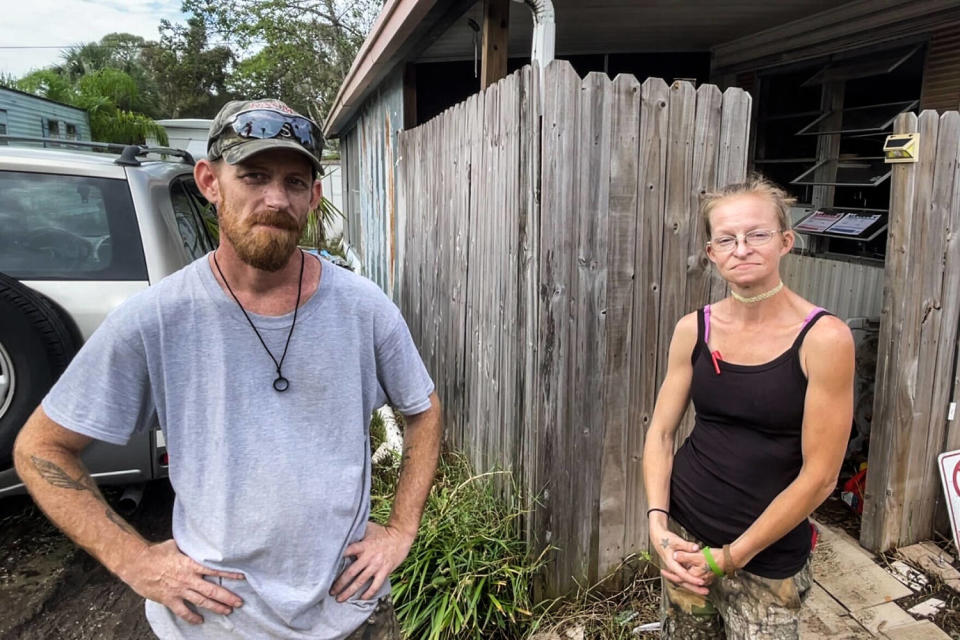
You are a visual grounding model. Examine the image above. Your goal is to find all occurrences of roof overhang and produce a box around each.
[324,0,960,137]
[323,0,443,138]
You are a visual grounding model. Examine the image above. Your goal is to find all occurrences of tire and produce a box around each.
[0,273,80,469]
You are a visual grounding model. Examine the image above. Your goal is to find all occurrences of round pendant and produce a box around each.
[273,376,290,392]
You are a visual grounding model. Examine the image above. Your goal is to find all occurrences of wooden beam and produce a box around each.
[481,0,509,90]
[402,63,417,130]
[712,0,960,74]
[811,81,845,209]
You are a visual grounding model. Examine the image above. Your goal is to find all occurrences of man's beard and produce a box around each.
[218,194,304,272]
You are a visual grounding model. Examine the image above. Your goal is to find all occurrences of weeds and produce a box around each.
[371,451,550,640]
[528,557,661,640]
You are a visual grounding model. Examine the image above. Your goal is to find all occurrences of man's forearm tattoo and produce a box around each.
[30,456,95,492]
[30,455,136,536]
[105,509,136,535]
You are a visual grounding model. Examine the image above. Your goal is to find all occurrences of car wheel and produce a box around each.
[0,273,80,469]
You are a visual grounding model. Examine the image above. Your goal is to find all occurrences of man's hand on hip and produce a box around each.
[330,522,414,602]
[122,539,246,624]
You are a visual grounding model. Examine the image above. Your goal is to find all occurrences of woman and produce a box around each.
[642,176,854,639]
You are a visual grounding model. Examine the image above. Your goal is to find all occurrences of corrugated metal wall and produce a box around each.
[781,253,885,320]
[920,24,960,112]
[0,88,91,141]
[338,71,405,297]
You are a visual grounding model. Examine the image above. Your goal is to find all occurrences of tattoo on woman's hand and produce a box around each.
[661,537,670,550]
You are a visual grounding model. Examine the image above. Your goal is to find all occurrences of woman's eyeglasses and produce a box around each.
[707,229,781,253]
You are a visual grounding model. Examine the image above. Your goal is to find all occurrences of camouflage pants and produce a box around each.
[344,596,401,640]
[660,524,812,640]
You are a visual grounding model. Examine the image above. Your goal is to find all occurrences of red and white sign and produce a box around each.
[938,450,960,555]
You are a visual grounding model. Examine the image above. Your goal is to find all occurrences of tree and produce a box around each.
[15,68,167,145]
[183,0,383,124]
[59,34,161,116]
[140,17,235,118]
[15,69,75,105]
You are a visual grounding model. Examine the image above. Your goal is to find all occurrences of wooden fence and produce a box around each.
[862,110,960,552]
[396,60,751,594]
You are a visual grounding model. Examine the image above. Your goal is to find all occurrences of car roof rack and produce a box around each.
[0,135,195,167]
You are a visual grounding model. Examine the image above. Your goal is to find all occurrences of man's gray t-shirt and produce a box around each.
[42,254,435,639]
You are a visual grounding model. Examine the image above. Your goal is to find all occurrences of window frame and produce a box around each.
[0,170,149,281]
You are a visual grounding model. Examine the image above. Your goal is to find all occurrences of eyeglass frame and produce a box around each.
[706,228,786,254]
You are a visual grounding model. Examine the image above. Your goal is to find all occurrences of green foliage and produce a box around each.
[15,69,75,104]
[300,195,343,250]
[370,453,551,640]
[89,109,169,146]
[58,34,161,117]
[140,18,235,118]
[184,0,382,122]
[369,409,387,454]
[75,68,141,112]
[10,2,383,140]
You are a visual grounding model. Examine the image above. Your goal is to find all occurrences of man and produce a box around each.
[13,99,441,639]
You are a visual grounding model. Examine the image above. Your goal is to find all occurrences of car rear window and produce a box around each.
[0,170,148,280]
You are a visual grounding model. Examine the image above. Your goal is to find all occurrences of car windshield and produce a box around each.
[0,170,147,280]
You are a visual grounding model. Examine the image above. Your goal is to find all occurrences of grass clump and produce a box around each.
[371,451,550,640]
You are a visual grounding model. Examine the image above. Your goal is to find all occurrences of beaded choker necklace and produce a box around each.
[731,280,783,304]
[213,249,304,392]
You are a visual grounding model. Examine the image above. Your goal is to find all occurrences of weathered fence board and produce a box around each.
[862,110,960,552]
[395,60,751,595]
[597,73,642,584]
[536,60,582,592]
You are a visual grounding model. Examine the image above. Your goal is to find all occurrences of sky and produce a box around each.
[0,0,187,78]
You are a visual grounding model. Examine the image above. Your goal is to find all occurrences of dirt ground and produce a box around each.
[0,481,174,640]
[3,481,959,640]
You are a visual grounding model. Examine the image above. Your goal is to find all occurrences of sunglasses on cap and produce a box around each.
[215,109,323,157]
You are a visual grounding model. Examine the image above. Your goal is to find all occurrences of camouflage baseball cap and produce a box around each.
[207,99,324,173]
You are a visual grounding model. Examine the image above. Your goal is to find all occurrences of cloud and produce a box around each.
[0,0,185,76]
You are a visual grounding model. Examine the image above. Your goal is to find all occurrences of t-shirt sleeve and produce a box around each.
[42,312,155,446]
[375,311,435,416]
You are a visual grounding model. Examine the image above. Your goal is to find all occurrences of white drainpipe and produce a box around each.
[512,0,556,105]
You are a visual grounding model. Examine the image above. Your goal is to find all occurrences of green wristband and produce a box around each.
[702,547,724,577]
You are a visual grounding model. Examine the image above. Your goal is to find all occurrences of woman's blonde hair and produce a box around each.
[700,174,796,238]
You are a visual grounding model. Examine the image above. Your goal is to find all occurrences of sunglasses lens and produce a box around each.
[228,110,321,155]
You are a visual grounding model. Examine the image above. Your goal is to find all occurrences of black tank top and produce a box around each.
[669,306,830,578]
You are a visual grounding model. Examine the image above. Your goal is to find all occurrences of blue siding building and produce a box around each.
[0,87,91,142]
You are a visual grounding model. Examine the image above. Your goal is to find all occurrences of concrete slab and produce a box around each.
[881,620,953,640]
[810,520,913,611]
[799,584,872,639]
[897,542,960,592]
[815,564,913,611]
[812,520,878,573]
[850,602,917,635]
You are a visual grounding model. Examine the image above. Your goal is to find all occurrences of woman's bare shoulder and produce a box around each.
[669,310,700,353]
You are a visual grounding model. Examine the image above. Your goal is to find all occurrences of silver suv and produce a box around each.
[0,137,217,496]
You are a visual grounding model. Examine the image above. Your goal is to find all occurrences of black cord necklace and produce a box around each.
[213,249,304,392]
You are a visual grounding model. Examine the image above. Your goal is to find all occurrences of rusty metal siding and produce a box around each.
[340,69,405,296]
[921,25,960,112]
[781,253,885,320]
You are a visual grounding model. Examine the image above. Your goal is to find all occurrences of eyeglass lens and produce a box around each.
[711,230,777,251]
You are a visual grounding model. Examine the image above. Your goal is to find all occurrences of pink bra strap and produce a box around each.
[708,305,824,341]
[704,304,712,344]
[801,307,825,329]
